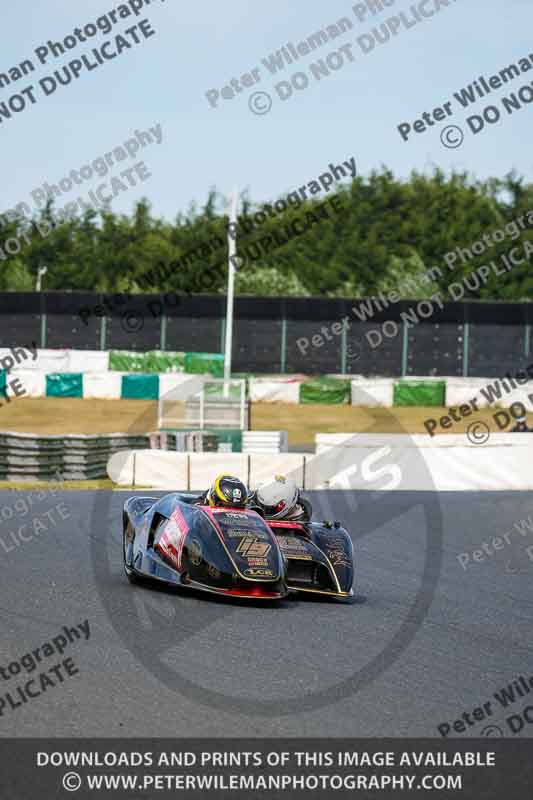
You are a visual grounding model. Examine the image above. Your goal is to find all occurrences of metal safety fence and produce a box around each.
[0,292,530,377]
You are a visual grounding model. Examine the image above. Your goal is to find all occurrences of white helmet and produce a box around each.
[255,475,299,520]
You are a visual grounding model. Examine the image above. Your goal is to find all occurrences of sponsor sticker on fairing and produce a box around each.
[236,537,272,559]
[156,511,189,570]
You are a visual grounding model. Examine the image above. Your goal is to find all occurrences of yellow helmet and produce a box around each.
[206,474,247,508]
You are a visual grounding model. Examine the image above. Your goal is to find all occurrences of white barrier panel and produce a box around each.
[445,379,495,407]
[9,369,46,397]
[107,450,189,489]
[32,349,70,372]
[108,451,308,490]
[249,379,301,403]
[312,433,533,491]
[0,349,109,373]
[83,372,123,399]
[351,379,394,407]
[317,431,533,450]
[107,451,134,485]
[242,431,288,454]
[68,350,109,372]
[108,435,533,492]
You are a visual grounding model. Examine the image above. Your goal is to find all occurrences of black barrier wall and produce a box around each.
[0,292,531,377]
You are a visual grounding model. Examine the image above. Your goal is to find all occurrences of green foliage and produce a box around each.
[0,259,34,291]
[234,265,310,296]
[1,170,532,300]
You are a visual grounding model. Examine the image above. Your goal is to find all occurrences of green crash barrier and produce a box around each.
[184,353,224,378]
[121,374,160,400]
[213,429,243,452]
[299,376,351,405]
[46,373,83,398]
[393,380,446,407]
[110,350,185,373]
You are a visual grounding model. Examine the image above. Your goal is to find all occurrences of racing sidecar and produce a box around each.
[123,493,354,601]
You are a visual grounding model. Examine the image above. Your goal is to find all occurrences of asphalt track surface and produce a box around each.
[1,489,532,738]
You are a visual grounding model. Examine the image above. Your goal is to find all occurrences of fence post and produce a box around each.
[462,323,470,377]
[100,316,107,351]
[40,293,47,349]
[401,322,408,377]
[220,318,225,354]
[525,324,530,359]
[341,323,347,374]
[160,311,167,351]
[280,317,287,374]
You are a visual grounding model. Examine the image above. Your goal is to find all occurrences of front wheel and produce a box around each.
[124,563,141,584]
[123,522,142,584]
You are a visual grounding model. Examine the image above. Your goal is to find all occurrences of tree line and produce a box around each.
[0,168,532,300]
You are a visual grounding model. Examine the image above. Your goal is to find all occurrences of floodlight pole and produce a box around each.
[36,265,47,292]
[223,188,238,398]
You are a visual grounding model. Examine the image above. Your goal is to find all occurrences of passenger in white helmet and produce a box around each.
[249,475,312,522]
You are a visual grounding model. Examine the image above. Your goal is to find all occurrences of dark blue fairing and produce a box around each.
[123,494,354,601]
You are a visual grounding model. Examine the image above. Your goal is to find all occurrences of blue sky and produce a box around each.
[1,0,531,222]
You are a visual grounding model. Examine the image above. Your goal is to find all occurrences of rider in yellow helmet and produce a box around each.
[197,474,248,508]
